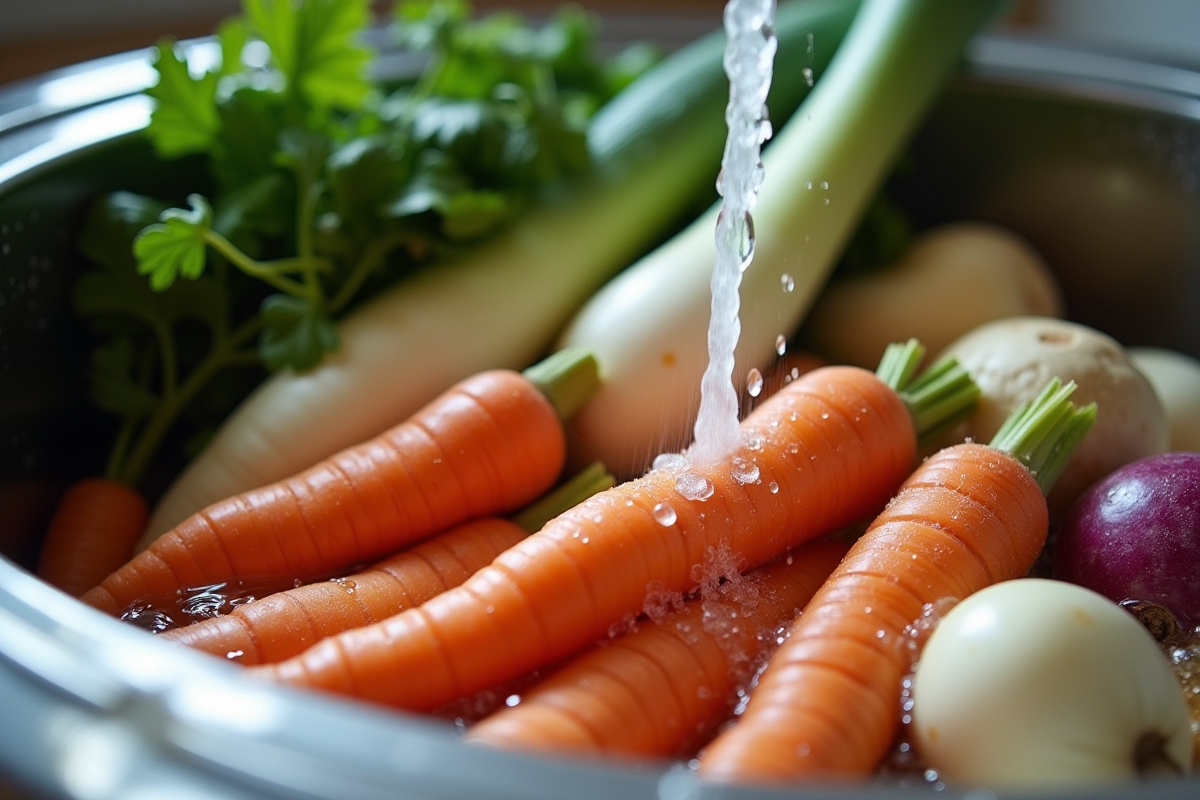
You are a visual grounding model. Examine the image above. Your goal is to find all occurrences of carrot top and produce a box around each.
[874,338,979,446]
[987,378,1097,495]
[524,347,601,423]
[511,461,616,533]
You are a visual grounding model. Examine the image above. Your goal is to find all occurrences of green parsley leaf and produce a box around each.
[258,293,339,371]
[133,194,214,291]
[244,0,374,113]
[145,40,221,158]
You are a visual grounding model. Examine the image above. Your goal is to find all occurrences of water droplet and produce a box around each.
[225,650,244,660]
[802,66,814,87]
[738,211,756,271]
[820,181,829,190]
[731,457,760,485]
[652,452,688,473]
[675,472,714,501]
[653,502,677,526]
[775,334,787,356]
[744,434,764,452]
[768,480,779,494]
[745,368,764,397]
[505,694,521,707]
[823,197,830,207]
[805,181,813,190]
[780,273,794,293]
[485,604,495,614]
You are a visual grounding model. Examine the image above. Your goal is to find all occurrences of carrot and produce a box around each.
[36,478,148,598]
[696,378,1096,783]
[80,348,600,617]
[160,463,615,665]
[251,341,978,712]
[463,538,849,761]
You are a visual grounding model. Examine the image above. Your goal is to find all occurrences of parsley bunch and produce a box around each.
[75,0,655,488]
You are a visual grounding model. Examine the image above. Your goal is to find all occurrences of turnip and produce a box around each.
[933,316,1169,519]
[1053,451,1200,622]
[799,221,1063,369]
[912,578,1193,789]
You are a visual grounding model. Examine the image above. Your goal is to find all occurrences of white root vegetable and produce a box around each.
[556,0,1003,480]
[913,578,1194,789]
[799,221,1063,369]
[1129,346,1200,452]
[933,316,1169,520]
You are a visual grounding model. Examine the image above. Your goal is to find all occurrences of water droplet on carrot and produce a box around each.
[768,480,779,494]
[731,457,760,485]
[676,472,714,501]
[654,502,677,526]
[775,335,787,356]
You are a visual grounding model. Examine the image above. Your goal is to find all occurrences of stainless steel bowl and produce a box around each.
[2,19,1199,800]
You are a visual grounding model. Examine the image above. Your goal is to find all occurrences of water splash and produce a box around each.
[690,0,778,464]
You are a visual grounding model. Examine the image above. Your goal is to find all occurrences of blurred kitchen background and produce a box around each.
[1,0,1199,87]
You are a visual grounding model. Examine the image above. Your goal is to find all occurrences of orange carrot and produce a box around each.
[36,478,148,597]
[161,464,615,665]
[464,538,849,761]
[251,341,978,713]
[697,379,1096,783]
[80,348,599,617]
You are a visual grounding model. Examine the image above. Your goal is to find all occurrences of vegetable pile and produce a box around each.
[22,0,1200,793]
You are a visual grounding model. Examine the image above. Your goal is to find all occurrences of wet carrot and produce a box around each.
[464,538,849,761]
[697,379,1096,783]
[80,349,599,617]
[161,464,614,665]
[36,478,148,597]
[251,341,978,712]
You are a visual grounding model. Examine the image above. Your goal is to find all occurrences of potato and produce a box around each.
[800,221,1063,369]
[934,316,1169,520]
[1129,346,1200,452]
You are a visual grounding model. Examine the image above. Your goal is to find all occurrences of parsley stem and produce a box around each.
[328,230,412,315]
[115,318,263,487]
[202,229,310,297]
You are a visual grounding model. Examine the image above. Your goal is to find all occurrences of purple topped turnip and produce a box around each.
[1053,451,1200,622]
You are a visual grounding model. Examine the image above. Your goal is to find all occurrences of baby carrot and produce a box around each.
[161,464,615,665]
[464,538,849,761]
[36,478,148,598]
[252,341,978,712]
[80,348,599,617]
[696,379,1096,783]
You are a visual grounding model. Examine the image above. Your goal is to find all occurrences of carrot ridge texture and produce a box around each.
[161,516,530,664]
[81,369,567,616]
[696,442,1049,783]
[253,365,916,712]
[464,538,849,760]
[36,478,148,598]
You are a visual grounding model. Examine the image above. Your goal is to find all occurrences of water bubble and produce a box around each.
[768,480,779,494]
[775,334,787,356]
[675,472,715,501]
[745,368,764,397]
[780,273,794,293]
[653,452,688,473]
[802,67,814,87]
[653,502,678,526]
[731,457,760,485]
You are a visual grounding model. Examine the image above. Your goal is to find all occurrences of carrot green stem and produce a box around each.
[511,461,616,533]
[875,338,980,447]
[988,378,1098,496]
[524,347,601,422]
